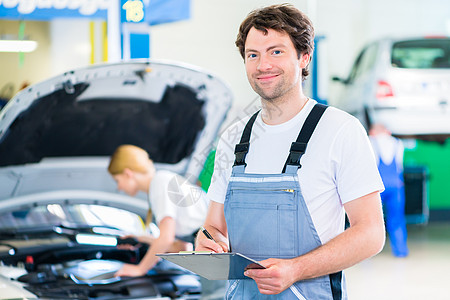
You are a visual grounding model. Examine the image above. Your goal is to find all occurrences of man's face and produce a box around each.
[113,171,139,196]
[244,27,309,102]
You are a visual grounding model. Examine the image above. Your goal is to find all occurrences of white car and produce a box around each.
[0,60,232,299]
[332,37,450,142]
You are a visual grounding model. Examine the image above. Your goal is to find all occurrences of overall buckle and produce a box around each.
[233,142,249,166]
[287,142,307,167]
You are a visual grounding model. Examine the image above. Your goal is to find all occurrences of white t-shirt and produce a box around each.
[207,100,384,244]
[149,170,208,237]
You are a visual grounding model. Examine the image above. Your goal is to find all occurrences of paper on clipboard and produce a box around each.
[156,252,265,280]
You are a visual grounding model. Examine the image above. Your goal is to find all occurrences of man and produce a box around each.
[195,4,386,299]
[369,124,409,257]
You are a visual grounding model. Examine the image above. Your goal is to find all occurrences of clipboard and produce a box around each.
[156,252,265,280]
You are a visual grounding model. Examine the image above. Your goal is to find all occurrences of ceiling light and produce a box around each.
[0,40,38,53]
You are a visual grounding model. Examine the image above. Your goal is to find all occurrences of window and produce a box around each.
[348,43,379,83]
[391,39,450,69]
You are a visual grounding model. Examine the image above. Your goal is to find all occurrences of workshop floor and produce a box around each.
[345,222,450,300]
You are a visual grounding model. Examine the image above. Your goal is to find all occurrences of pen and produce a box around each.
[200,226,216,242]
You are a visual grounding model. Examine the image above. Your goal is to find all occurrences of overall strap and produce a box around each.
[283,103,328,173]
[233,110,260,168]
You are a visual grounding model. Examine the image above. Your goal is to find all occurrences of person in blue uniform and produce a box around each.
[195,4,386,299]
[369,124,409,257]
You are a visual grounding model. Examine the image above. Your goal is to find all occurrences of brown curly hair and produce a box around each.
[235,3,315,79]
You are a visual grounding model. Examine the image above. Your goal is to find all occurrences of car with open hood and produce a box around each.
[0,60,233,299]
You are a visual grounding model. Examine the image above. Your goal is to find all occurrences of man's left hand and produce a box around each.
[244,258,297,295]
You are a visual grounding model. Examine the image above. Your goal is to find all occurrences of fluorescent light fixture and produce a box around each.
[0,40,38,53]
[75,233,118,246]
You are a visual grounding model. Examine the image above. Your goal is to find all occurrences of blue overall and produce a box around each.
[374,140,409,257]
[223,104,344,299]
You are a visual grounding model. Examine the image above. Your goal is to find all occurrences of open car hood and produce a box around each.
[0,60,232,215]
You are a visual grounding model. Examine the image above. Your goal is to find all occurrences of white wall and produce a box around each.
[50,19,91,76]
[318,0,450,104]
[150,0,310,111]
[149,0,450,108]
[2,0,448,107]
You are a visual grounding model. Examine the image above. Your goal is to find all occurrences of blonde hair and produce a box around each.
[108,145,153,175]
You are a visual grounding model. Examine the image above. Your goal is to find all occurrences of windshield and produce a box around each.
[391,38,450,69]
[0,204,146,234]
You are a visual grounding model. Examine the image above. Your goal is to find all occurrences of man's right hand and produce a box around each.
[195,202,230,253]
[195,231,229,253]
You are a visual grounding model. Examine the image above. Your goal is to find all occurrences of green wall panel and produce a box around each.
[404,139,450,209]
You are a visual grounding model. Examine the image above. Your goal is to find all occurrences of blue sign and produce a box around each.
[121,0,144,23]
[129,33,149,58]
[145,0,190,26]
[0,0,190,24]
[120,0,191,25]
[0,0,109,20]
